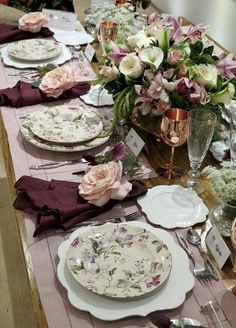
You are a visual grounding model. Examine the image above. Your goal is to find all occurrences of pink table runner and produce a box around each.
[0,44,236,328]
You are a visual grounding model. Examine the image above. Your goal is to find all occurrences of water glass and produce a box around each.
[187,109,217,189]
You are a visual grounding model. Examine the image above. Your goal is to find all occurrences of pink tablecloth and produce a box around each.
[0,43,236,328]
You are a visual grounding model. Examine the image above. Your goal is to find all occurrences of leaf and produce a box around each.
[31,80,41,88]
[203,45,214,55]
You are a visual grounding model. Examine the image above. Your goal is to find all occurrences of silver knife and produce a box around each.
[29,159,88,170]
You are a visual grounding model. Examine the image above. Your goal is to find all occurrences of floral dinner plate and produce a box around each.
[67,224,172,299]
[20,106,112,152]
[8,39,62,61]
[28,106,103,144]
[57,221,194,320]
[137,185,209,229]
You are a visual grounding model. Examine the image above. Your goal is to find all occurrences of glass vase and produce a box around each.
[210,201,236,237]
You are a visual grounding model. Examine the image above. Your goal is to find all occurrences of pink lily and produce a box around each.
[107,41,129,64]
[216,53,236,79]
[186,24,207,43]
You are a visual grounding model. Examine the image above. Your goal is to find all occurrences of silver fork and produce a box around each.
[176,232,213,282]
[55,210,143,234]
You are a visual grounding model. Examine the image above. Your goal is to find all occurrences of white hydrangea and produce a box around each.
[203,164,236,204]
[85,3,146,39]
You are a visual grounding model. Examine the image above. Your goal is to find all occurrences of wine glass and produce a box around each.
[160,108,189,179]
[187,109,217,189]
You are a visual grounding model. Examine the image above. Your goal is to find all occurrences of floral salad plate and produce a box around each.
[20,106,112,152]
[57,221,194,321]
[67,223,172,299]
[7,39,62,61]
[28,106,103,144]
[138,185,209,229]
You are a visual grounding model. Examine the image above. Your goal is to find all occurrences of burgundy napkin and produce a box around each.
[13,176,148,237]
[0,24,54,44]
[0,81,91,107]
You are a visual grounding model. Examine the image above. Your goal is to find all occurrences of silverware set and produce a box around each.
[176,230,218,282]
[55,210,143,234]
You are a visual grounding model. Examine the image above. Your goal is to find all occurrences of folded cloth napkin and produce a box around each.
[0,24,53,44]
[0,81,91,107]
[13,176,147,237]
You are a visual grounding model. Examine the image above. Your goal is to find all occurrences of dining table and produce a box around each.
[0,2,236,328]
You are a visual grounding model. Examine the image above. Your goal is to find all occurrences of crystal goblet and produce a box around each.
[159,108,189,179]
[187,109,217,189]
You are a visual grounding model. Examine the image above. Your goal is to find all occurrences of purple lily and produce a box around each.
[107,41,129,64]
[83,142,125,165]
[216,53,236,79]
[177,77,208,104]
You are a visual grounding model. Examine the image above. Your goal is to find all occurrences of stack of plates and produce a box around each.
[57,221,194,321]
[1,39,71,68]
[20,105,112,152]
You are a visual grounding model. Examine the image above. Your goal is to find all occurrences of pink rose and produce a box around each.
[167,48,184,65]
[78,161,132,207]
[39,66,75,98]
[100,65,119,79]
[18,12,48,33]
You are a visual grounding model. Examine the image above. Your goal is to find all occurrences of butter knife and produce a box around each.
[29,159,88,170]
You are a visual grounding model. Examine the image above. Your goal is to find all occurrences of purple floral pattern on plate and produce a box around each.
[67,223,172,299]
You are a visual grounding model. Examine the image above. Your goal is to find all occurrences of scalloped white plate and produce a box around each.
[80,84,114,107]
[1,43,71,68]
[57,221,194,321]
[52,29,94,45]
[138,185,208,229]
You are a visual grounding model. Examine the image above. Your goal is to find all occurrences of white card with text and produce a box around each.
[85,43,95,62]
[206,225,231,268]
[42,9,77,31]
[125,128,145,157]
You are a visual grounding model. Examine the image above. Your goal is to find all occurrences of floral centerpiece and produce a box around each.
[85,3,146,39]
[98,14,236,127]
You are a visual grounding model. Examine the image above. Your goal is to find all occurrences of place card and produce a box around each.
[206,225,231,269]
[125,128,145,157]
[84,43,95,62]
[42,9,77,31]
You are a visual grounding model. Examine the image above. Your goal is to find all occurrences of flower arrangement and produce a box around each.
[18,12,48,33]
[203,163,236,204]
[98,14,236,125]
[85,3,146,39]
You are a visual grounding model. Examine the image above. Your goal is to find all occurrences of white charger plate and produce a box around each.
[52,29,94,45]
[138,185,208,229]
[1,43,71,68]
[80,84,114,106]
[57,221,194,321]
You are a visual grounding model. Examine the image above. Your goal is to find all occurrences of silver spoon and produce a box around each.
[186,228,219,281]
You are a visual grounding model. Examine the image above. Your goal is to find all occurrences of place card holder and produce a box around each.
[206,225,234,269]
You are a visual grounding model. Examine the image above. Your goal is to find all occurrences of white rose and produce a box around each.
[194,64,218,89]
[139,47,164,69]
[119,54,144,79]
[127,30,154,49]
